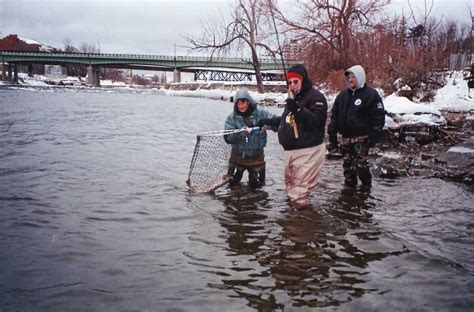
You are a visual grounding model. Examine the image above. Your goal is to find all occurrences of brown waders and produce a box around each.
[227,150,265,188]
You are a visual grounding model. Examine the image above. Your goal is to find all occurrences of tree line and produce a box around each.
[185,0,473,100]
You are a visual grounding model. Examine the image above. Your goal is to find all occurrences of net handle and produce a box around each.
[199,127,260,137]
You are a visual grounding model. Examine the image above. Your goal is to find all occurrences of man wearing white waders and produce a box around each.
[327,65,385,188]
[258,64,328,206]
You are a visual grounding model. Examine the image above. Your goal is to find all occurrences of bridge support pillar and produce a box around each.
[13,64,18,83]
[7,65,13,82]
[1,62,5,82]
[87,65,101,87]
[173,68,181,83]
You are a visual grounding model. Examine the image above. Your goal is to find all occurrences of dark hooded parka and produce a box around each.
[277,64,328,150]
[328,65,385,146]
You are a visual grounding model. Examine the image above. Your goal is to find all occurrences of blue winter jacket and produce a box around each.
[224,89,276,158]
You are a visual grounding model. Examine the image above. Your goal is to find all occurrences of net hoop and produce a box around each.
[186,128,252,193]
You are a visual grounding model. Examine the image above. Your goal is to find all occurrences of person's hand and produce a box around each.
[286,98,298,113]
[257,119,269,128]
[327,141,339,152]
[242,126,252,136]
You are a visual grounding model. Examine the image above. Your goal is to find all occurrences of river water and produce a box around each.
[0,86,472,311]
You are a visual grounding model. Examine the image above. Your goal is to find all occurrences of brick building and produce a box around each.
[0,34,42,51]
[0,34,55,78]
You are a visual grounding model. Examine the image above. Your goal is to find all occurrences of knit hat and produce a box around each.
[287,71,303,81]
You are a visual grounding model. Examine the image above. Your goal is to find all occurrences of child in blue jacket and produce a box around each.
[224,88,276,188]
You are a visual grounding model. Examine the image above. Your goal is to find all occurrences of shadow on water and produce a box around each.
[210,184,409,310]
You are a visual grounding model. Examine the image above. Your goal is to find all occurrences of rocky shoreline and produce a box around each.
[258,98,474,187]
[364,111,473,187]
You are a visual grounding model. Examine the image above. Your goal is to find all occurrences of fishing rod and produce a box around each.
[268,0,287,84]
[268,0,299,139]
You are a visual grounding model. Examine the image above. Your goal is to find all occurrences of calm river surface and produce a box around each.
[0,86,472,311]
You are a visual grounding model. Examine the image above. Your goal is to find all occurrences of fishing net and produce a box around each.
[186,129,235,193]
[186,128,258,193]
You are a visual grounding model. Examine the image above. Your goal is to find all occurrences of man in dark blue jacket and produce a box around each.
[327,65,385,188]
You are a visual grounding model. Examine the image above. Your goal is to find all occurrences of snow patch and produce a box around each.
[156,84,288,103]
[447,146,474,154]
[101,80,127,86]
[18,36,42,45]
[18,36,55,52]
[384,94,446,127]
[381,151,403,159]
[432,71,474,112]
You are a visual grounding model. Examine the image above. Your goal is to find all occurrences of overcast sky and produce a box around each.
[0,0,472,56]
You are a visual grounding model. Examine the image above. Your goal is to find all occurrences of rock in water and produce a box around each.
[373,152,412,178]
[436,137,474,185]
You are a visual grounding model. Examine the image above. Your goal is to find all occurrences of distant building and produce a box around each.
[0,34,41,51]
[282,40,303,61]
[0,34,58,78]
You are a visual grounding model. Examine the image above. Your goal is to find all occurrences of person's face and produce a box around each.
[288,78,302,94]
[347,72,357,89]
[237,99,250,113]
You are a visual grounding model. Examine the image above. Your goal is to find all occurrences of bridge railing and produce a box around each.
[0,50,292,64]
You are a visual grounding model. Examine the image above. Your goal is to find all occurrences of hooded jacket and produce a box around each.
[328,65,385,144]
[224,88,276,158]
[277,64,328,150]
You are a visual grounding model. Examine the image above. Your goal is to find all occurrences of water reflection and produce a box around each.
[214,185,409,309]
[330,187,374,230]
[214,187,284,310]
[218,188,270,255]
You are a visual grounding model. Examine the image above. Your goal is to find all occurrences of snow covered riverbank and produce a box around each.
[2,71,473,125]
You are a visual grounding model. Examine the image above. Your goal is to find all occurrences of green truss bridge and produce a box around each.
[1,51,298,86]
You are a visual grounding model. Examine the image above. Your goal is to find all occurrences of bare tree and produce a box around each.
[469,5,474,65]
[273,0,390,79]
[62,38,77,52]
[184,0,277,93]
[61,38,84,77]
[79,42,99,53]
[102,68,125,82]
[389,0,448,100]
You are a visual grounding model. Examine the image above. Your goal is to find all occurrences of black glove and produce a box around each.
[327,141,339,152]
[224,132,243,144]
[286,98,298,113]
[257,119,270,128]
